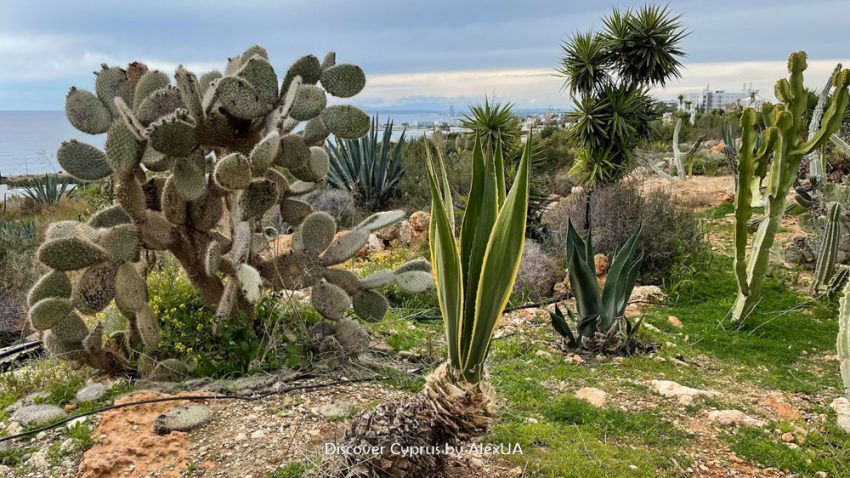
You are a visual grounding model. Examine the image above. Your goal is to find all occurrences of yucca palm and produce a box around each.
[558,4,686,186]
[328,135,531,477]
[325,116,406,210]
[462,99,550,233]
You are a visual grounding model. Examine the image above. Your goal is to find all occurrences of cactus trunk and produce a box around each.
[839,279,850,397]
[813,202,842,293]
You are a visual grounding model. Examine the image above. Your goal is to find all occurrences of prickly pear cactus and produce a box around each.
[29,46,432,375]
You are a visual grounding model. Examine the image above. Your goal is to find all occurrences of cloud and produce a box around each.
[357,59,850,109]
[0,34,112,81]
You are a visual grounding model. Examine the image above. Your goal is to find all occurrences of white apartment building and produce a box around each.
[686,84,761,111]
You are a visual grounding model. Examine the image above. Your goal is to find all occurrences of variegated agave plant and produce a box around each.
[550,221,643,354]
[322,133,531,478]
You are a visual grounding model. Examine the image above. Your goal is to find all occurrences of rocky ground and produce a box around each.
[1,175,848,477]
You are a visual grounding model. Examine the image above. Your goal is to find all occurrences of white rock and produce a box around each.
[575,387,607,408]
[27,447,51,470]
[650,380,720,405]
[75,382,107,403]
[318,400,354,418]
[60,438,77,454]
[66,416,89,429]
[11,404,67,426]
[367,233,384,252]
[830,397,850,433]
[707,409,764,428]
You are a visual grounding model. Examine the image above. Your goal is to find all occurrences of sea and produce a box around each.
[0,108,561,191]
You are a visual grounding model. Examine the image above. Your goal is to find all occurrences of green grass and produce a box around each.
[268,462,307,478]
[725,421,850,477]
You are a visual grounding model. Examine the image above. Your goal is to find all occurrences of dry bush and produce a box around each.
[542,181,704,284]
[303,189,362,229]
[512,240,559,300]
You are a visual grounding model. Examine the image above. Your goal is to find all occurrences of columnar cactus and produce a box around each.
[839,279,850,397]
[30,46,431,374]
[671,117,703,180]
[732,52,849,322]
[813,202,842,293]
[807,63,843,182]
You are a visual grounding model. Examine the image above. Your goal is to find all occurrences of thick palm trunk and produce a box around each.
[322,363,495,477]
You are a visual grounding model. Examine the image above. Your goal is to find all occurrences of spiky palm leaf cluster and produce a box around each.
[558,4,686,186]
[325,116,406,211]
[461,100,550,232]
[28,45,432,376]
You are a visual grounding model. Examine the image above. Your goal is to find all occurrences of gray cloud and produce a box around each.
[1,0,848,109]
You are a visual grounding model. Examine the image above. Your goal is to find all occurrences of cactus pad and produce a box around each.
[38,237,107,271]
[73,262,117,314]
[214,153,252,190]
[320,105,370,139]
[28,270,72,307]
[320,64,366,98]
[311,281,351,320]
[352,290,389,322]
[29,298,73,330]
[153,405,212,434]
[65,87,112,135]
[57,140,112,181]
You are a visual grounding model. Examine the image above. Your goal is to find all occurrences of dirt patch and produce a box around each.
[79,391,213,478]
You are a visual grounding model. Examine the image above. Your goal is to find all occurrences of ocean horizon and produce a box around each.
[0,108,567,177]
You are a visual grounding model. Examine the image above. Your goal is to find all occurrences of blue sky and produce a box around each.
[1,0,848,110]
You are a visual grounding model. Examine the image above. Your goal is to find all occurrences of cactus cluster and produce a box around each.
[732,52,849,321]
[30,46,431,375]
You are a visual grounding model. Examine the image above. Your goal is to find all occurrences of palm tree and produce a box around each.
[557,4,687,186]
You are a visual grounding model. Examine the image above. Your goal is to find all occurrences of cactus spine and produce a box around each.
[813,202,842,293]
[839,279,850,397]
[30,45,431,376]
[732,52,850,322]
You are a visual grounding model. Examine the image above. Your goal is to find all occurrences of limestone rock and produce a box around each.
[830,397,850,433]
[667,315,683,329]
[409,211,430,242]
[75,382,107,403]
[11,404,68,426]
[707,409,764,427]
[650,380,720,405]
[575,387,607,408]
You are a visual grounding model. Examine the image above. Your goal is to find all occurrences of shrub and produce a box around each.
[512,240,559,301]
[149,259,311,377]
[542,181,704,284]
[398,134,474,210]
[302,188,361,229]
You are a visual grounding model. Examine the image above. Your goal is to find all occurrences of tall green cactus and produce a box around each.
[807,63,843,182]
[732,52,850,322]
[813,202,842,293]
[30,46,432,375]
[839,279,850,397]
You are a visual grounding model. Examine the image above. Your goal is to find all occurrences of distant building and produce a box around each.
[687,84,761,112]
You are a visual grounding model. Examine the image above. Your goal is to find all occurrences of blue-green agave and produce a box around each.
[550,221,643,354]
[325,115,405,210]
